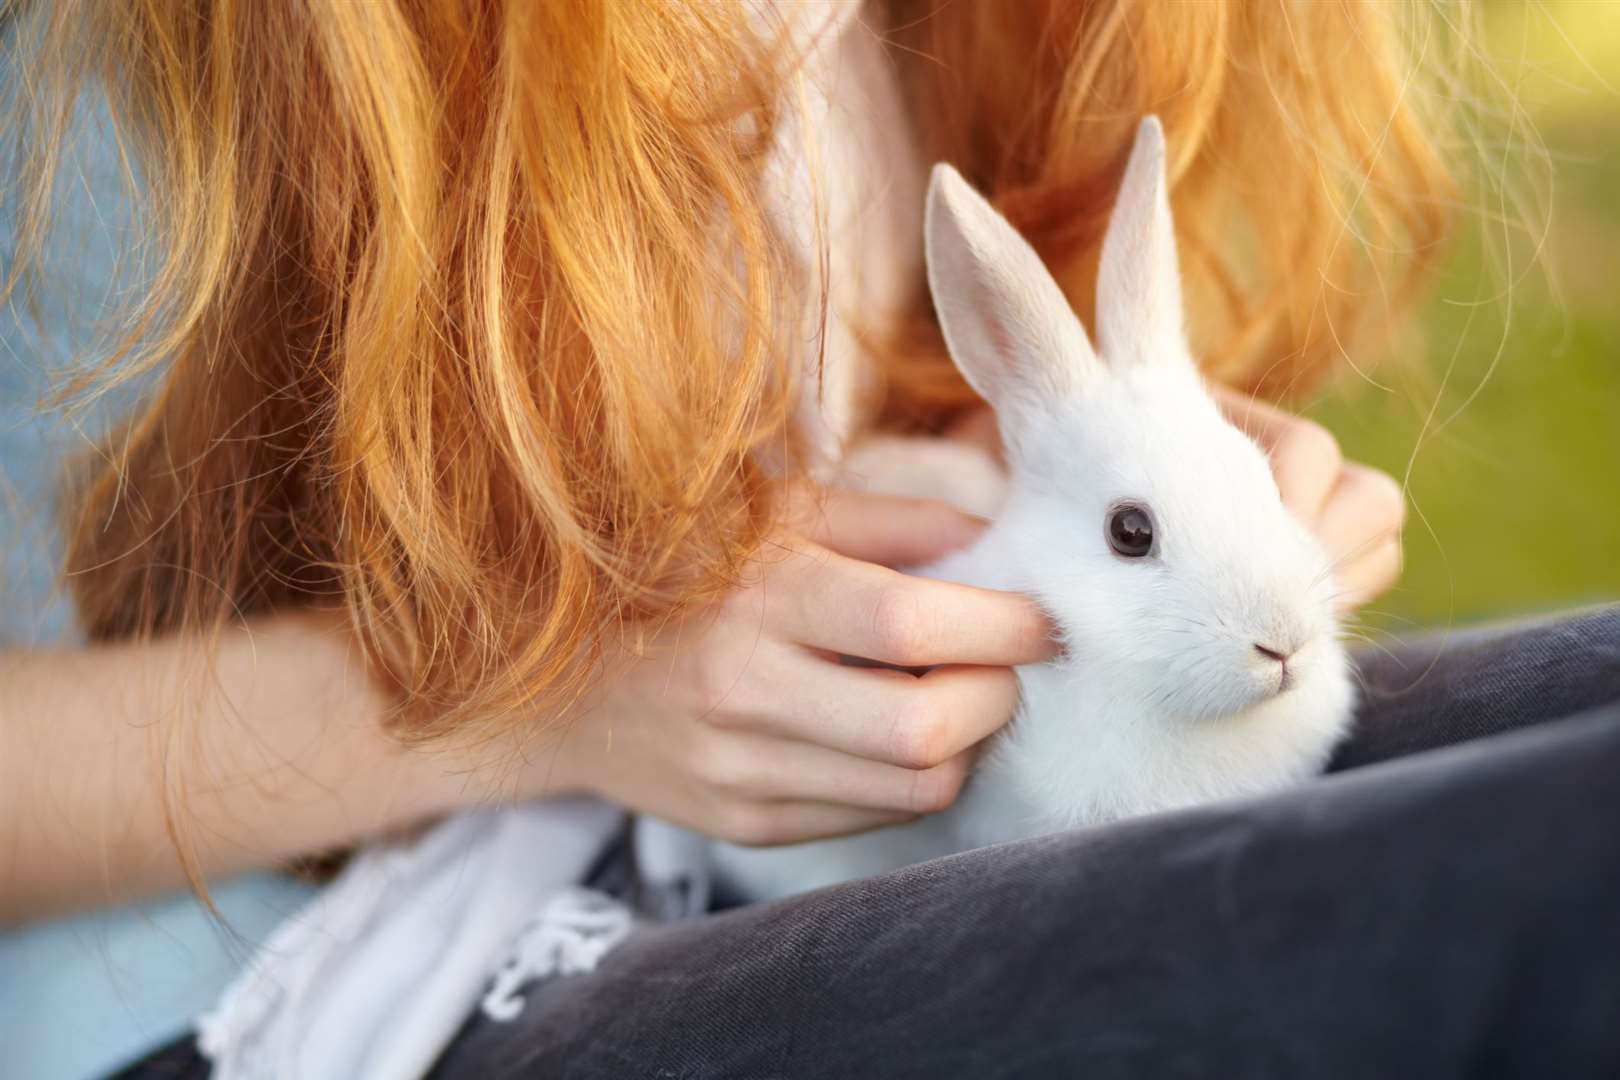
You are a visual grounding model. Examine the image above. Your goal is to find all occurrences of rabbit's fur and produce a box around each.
[714,118,1355,901]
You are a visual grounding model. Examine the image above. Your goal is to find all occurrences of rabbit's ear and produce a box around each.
[1096,116,1187,367]
[926,163,1099,422]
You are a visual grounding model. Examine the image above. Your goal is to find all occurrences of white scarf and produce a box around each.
[197,799,708,1080]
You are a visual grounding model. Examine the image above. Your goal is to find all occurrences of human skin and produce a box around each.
[0,404,1402,924]
[0,488,1051,923]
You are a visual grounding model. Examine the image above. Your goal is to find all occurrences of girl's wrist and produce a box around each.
[289,607,605,823]
[391,707,604,818]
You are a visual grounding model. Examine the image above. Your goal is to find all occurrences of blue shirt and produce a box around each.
[0,76,315,1079]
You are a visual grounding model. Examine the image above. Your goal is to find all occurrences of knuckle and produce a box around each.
[909,761,967,814]
[1283,419,1342,477]
[1355,467,1407,531]
[694,741,750,793]
[1389,538,1406,576]
[723,805,783,847]
[1378,532,1405,572]
[870,585,928,664]
[689,654,741,720]
[718,580,765,620]
[887,699,952,770]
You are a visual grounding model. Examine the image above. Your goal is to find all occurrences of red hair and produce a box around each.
[3,0,1462,737]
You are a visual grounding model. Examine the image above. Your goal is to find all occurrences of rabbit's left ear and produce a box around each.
[1096,117,1188,367]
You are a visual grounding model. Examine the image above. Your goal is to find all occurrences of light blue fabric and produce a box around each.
[1,56,317,1079]
[0,878,318,1080]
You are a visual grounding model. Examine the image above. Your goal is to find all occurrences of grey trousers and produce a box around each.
[125,607,1620,1078]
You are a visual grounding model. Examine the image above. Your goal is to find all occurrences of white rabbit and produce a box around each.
[712,117,1355,901]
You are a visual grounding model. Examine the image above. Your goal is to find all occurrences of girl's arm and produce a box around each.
[0,609,465,923]
[2,489,1057,925]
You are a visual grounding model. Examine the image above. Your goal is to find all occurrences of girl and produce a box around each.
[2,2,1616,1075]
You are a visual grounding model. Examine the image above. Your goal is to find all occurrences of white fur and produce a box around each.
[714,117,1354,901]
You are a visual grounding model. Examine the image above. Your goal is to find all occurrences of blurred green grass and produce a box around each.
[1308,0,1620,631]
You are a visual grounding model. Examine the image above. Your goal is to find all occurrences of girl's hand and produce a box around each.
[535,490,1058,846]
[1213,386,1406,610]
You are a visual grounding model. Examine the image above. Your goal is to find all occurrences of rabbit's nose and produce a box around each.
[1253,642,1291,664]
[1252,642,1297,692]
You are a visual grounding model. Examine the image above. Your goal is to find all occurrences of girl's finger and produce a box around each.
[1335,536,1403,611]
[1214,387,1343,518]
[1314,461,1406,564]
[718,732,977,813]
[768,544,1057,668]
[719,800,918,847]
[944,406,1006,464]
[794,487,988,568]
[736,660,1020,769]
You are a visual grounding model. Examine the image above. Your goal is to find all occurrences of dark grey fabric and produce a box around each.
[1331,605,1620,771]
[118,607,1620,1079]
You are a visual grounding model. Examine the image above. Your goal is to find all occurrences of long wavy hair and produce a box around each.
[5,0,1463,740]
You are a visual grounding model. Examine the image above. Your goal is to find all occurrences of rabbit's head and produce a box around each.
[927,118,1346,721]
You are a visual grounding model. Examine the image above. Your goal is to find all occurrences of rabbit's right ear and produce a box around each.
[926,164,1099,424]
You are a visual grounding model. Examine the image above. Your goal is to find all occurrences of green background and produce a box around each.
[1307,0,1620,634]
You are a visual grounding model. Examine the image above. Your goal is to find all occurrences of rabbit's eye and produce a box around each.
[1106,503,1155,558]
